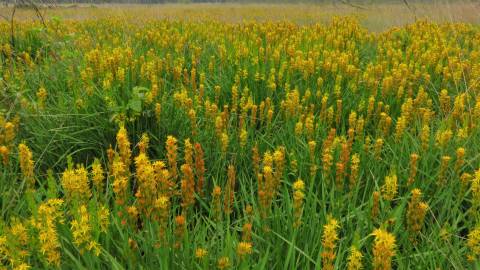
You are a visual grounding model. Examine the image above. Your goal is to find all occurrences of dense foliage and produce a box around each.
[1,14,480,269]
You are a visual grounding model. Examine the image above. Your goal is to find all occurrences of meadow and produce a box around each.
[1,3,480,269]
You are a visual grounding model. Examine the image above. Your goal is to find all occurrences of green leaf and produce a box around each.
[128,99,142,113]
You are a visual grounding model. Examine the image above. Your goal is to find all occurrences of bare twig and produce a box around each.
[24,0,47,27]
[338,0,367,10]
[402,0,417,20]
[10,1,16,49]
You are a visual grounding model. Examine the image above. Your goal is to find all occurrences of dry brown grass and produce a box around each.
[1,2,479,30]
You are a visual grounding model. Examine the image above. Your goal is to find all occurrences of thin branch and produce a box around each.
[24,0,47,27]
[402,0,417,20]
[10,1,16,49]
[338,0,367,10]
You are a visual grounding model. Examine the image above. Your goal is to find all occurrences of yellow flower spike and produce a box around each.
[61,165,91,204]
[188,109,197,137]
[348,111,357,129]
[349,153,360,190]
[211,185,222,222]
[217,256,231,269]
[371,229,396,270]
[335,162,345,190]
[220,132,229,155]
[155,103,162,123]
[166,135,178,180]
[237,241,253,259]
[97,205,110,233]
[180,163,195,212]
[373,138,383,160]
[195,248,208,260]
[0,145,9,165]
[435,129,453,148]
[420,124,430,150]
[407,153,420,186]
[155,196,170,234]
[70,205,101,256]
[138,133,150,154]
[471,169,480,215]
[292,179,305,228]
[381,173,398,201]
[116,126,132,168]
[438,155,451,186]
[467,225,480,261]
[91,158,105,194]
[394,116,407,141]
[18,143,35,188]
[174,215,186,249]
[321,217,340,270]
[294,120,303,136]
[347,246,363,270]
[194,143,206,197]
[242,222,253,243]
[34,199,64,266]
[3,122,16,144]
[36,87,48,110]
[184,139,193,168]
[406,189,428,241]
[273,147,286,185]
[455,147,465,173]
[224,165,236,215]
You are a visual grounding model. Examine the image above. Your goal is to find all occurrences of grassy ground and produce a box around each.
[1,2,480,29]
[1,3,480,270]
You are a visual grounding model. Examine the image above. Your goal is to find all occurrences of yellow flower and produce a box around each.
[0,145,9,165]
[407,153,419,185]
[406,189,428,241]
[36,87,48,109]
[71,205,100,256]
[293,179,305,228]
[239,128,248,148]
[381,173,397,201]
[195,248,208,259]
[224,165,236,215]
[91,158,105,194]
[371,229,396,270]
[116,126,132,168]
[211,185,222,222]
[467,225,480,261]
[155,103,162,123]
[61,166,91,204]
[18,143,35,188]
[349,153,360,189]
[293,179,305,191]
[166,135,178,180]
[180,163,195,210]
[236,241,253,258]
[174,215,186,248]
[35,199,63,266]
[217,256,231,269]
[455,147,465,173]
[194,143,206,197]
[97,205,110,233]
[321,217,339,270]
[438,155,451,185]
[138,133,150,154]
[220,132,229,155]
[347,246,363,270]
